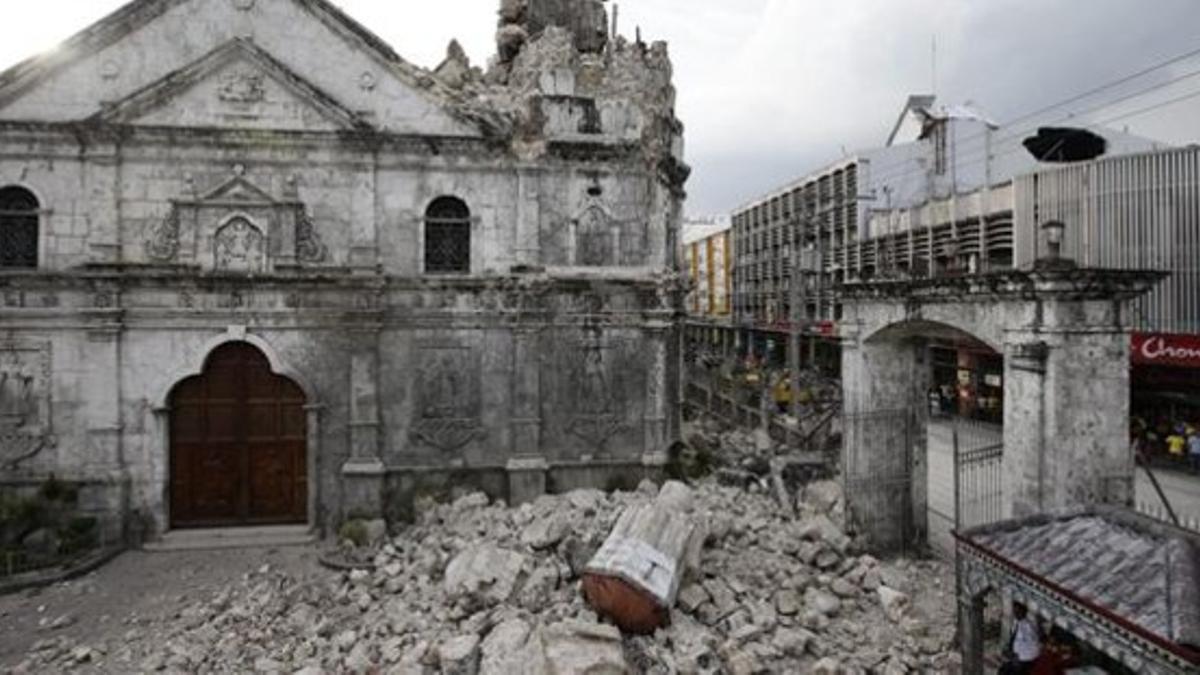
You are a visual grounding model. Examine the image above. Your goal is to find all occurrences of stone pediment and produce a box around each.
[199,174,280,205]
[0,0,481,136]
[144,168,327,270]
[94,39,369,132]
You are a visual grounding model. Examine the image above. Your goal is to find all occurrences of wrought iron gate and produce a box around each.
[952,420,1004,531]
[843,408,918,553]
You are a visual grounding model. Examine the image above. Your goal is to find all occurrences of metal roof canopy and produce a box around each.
[955,507,1200,674]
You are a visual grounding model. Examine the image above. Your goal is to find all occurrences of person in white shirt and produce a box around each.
[1004,602,1042,674]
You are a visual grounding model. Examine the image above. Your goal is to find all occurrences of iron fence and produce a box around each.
[955,442,1005,531]
[1,523,121,583]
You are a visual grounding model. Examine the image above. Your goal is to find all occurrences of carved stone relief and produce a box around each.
[214,217,266,272]
[566,336,626,449]
[576,205,613,266]
[540,333,645,456]
[296,210,327,263]
[409,346,484,453]
[218,70,266,104]
[0,339,53,468]
[145,207,180,262]
[142,172,328,270]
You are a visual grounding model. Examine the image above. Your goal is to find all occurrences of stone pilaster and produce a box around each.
[341,332,384,518]
[1003,313,1134,518]
[641,329,669,467]
[509,329,541,456]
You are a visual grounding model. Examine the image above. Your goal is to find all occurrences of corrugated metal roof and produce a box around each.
[969,512,1200,648]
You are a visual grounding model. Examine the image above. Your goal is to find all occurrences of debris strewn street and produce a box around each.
[6,467,957,674]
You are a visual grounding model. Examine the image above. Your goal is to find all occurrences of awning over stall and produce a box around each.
[955,508,1200,674]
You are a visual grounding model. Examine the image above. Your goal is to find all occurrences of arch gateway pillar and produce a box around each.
[839,269,1164,552]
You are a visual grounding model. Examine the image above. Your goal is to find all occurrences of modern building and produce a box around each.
[682,218,732,320]
[861,144,1200,419]
[0,0,688,540]
[681,217,733,361]
[727,96,1165,370]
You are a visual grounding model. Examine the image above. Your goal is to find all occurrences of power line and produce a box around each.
[861,44,1200,183]
[865,72,1200,188]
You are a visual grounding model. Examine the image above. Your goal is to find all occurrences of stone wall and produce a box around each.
[0,0,688,538]
[839,271,1160,551]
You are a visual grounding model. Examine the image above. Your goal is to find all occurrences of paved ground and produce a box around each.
[1135,465,1200,526]
[0,545,321,672]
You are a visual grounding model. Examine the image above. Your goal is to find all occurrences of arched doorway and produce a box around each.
[169,342,307,528]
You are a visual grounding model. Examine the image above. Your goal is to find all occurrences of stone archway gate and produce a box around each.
[837,267,1164,553]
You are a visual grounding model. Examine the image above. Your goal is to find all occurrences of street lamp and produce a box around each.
[1035,219,1075,271]
[1043,220,1065,259]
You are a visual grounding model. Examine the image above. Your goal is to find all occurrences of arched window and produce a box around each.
[0,186,39,269]
[424,197,471,274]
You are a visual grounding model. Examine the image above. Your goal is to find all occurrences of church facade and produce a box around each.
[0,0,687,538]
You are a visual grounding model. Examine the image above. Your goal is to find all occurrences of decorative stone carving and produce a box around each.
[232,0,256,9]
[565,337,628,451]
[359,72,377,91]
[295,210,327,263]
[576,205,613,266]
[218,70,265,103]
[145,207,180,261]
[214,217,266,272]
[0,339,53,468]
[410,347,483,452]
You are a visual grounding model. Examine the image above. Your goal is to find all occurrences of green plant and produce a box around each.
[338,519,369,548]
[38,475,78,504]
[59,517,98,554]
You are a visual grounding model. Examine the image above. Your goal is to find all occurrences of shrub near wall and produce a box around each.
[0,476,99,578]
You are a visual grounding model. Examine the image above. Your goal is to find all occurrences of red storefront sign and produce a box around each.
[1132,332,1200,369]
[766,320,838,337]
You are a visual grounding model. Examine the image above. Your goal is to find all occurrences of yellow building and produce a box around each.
[682,221,732,319]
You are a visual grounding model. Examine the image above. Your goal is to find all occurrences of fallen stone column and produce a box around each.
[581,481,703,634]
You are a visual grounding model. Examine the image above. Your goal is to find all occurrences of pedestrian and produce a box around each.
[1000,602,1042,675]
[1167,429,1187,462]
[1189,431,1200,475]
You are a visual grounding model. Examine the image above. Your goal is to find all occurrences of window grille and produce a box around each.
[0,187,38,268]
[424,196,470,274]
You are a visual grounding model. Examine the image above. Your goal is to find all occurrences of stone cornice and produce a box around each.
[839,268,1168,304]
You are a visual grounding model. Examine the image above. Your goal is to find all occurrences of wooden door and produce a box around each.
[170,343,307,528]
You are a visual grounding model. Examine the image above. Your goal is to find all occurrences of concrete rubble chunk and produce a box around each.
[804,588,842,617]
[521,512,571,549]
[677,582,711,613]
[799,515,851,553]
[801,480,844,516]
[438,634,482,675]
[480,619,537,674]
[809,657,844,674]
[877,586,911,623]
[540,620,628,674]
[771,628,815,657]
[774,589,803,616]
[583,483,703,633]
[444,545,529,604]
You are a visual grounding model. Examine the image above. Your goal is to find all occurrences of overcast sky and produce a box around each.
[1,0,1198,216]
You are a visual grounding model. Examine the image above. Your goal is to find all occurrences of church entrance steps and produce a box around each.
[143,525,315,552]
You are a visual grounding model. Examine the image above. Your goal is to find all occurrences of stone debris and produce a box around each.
[11,476,957,674]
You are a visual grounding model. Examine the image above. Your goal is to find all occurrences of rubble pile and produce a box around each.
[12,480,957,674]
[682,418,835,498]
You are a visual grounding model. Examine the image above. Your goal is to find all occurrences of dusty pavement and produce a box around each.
[1,477,960,674]
[0,546,322,673]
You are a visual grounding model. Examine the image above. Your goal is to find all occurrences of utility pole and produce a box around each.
[789,238,802,421]
[789,232,813,420]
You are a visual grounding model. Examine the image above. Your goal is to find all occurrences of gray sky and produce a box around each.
[1,0,1198,216]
